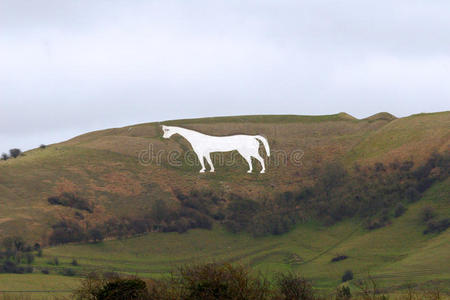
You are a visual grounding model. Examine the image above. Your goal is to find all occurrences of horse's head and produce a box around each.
[161,125,175,139]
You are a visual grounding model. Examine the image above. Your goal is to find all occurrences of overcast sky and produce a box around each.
[1,0,449,152]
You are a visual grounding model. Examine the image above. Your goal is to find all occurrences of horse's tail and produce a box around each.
[254,135,270,157]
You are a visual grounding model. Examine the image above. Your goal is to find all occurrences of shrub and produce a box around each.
[41,268,50,274]
[75,211,85,220]
[400,161,414,172]
[1,153,8,160]
[71,258,79,266]
[336,285,352,300]
[47,193,93,213]
[9,148,22,158]
[420,206,436,223]
[342,270,353,282]
[48,257,59,265]
[424,218,450,234]
[331,255,348,263]
[178,263,270,300]
[61,268,76,276]
[33,243,41,251]
[95,278,147,300]
[374,162,386,172]
[394,203,407,217]
[40,144,46,149]
[75,275,148,300]
[0,260,23,273]
[275,272,315,300]
[365,217,390,230]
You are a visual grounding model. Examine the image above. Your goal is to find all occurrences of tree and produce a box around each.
[1,153,8,160]
[275,272,315,300]
[88,228,104,243]
[9,148,22,158]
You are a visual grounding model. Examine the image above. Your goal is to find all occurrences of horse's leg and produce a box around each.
[254,153,266,173]
[242,155,253,173]
[194,149,206,173]
[205,153,215,172]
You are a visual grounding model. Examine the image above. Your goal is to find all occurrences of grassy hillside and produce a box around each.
[0,112,449,295]
[1,112,448,242]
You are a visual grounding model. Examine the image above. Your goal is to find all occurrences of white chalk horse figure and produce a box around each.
[162,125,270,173]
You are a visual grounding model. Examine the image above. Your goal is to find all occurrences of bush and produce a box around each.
[96,278,147,299]
[33,243,41,251]
[9,148,22,158]
[420,206,436,223]
[374,162,386,172]
[48,257,59,265]
[71,258,79,266]
[75,274,148,300]
[1,153,8,160]
[331,255,348,263]
[336,285,352,300]
[342,270,353,282]
[400,161,414,172]
[275,272,315,300]
[365,216,390,230]
[61,268,76,276]
[178,263,270,300]
[47,193,93,213]
[394,203,407,217]
[40,144,47,149]
[0,260,24,273]
[424,218,450,234]
[41,268,50,274]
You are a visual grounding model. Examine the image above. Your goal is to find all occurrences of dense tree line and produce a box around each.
[48,195,215,245]
[174,151,449,236]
